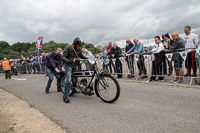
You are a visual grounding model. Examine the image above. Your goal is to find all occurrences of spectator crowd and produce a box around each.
[1,25,200,85]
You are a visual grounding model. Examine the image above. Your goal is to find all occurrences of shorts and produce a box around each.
[174,59,183,69]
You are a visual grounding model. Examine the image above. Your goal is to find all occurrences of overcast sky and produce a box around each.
[0,0,200,47]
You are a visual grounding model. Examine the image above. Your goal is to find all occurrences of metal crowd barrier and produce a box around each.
[15,62,46,75]
[95,48,200,87]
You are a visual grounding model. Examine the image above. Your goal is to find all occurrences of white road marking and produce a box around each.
[12,78,27,81]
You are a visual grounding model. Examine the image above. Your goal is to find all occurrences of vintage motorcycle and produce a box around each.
[60,59,120,103]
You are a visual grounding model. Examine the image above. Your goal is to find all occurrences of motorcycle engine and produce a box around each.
[80,78,88,88]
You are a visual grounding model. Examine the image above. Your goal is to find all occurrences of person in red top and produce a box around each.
[2,58,11,79]
[107,42,116,74]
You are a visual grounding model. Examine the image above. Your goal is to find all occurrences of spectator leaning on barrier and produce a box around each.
[83,49,95,61]
[125,39,135,78]
[110,42,123,78]
[30,55,37,74]
[83,49,96,70]
[35,56,41,74]
[45,47,65,94]
[171,32,185,84]
[150,36,165,81]
[183,26,199,77]
[162,33,174,76]
[2,58,11,79]
[125,38,147,78]
[26,57,32,74]
[107,42,117,74]
[148,43,159,82]
[96,47,109,69]
[21,57,27,74]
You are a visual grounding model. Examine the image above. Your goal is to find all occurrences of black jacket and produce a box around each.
[125,42,134,52]
[110,46,122,59]
[62,45,87,65]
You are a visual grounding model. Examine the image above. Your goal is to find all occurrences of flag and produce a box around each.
[36,36,43,59]
[135,54,139,61]
[143,55,149,61]
[36,36,43,72]
[119,57,124,63]
[179,51,187,61]
[165,53,173,62]
[112,59,116,65]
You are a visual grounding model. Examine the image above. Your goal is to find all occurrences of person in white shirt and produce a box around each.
[82,48,95,70]
[83,49,95,61]
[147,44,158,82]
[162,33,174,76]
[183,26,199,77]
[149,36,165,81]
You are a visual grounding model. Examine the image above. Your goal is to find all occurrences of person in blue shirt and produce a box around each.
[124,38,147,78]
[30,55,36,74]
[96,47,109,69]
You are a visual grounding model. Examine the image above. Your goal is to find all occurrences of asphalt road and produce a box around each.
[0,74,200,133]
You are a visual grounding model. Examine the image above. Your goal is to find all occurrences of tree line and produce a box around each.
[0,40,101,60]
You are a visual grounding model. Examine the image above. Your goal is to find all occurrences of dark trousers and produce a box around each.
[21,64,27,74]
[185,51,197,75]
[127,56,134,76]
[137,55,147,75]
[4,70,11,79]
[36,63,41,73]
[157,64,164,80]
[150,60,157,80]
[27,63,32,73]
[41,63,46,73]
[115,58,122,77]
[31,63,36,73]
[103,63,109,70]
[163,57,173,75]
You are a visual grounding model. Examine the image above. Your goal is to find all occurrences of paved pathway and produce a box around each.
[0,74,200,133]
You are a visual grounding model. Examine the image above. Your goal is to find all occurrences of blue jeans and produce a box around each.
[64,65,78,97]
[46,67,61,90]
[109,59,116,73]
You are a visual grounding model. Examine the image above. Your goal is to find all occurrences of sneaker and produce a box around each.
[155,79,164,82]
[63,96,70,103]
[146,79,152,83]
[174,80,184,84]
[45,88,49,94]
[142,75,148,78]
[170,79,177,83]
[57,89,62,92]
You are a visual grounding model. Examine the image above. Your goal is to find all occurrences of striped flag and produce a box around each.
[36,36,43,58]
[36,36,43,72]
